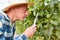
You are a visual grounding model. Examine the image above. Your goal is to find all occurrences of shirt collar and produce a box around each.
[0,10,10,21]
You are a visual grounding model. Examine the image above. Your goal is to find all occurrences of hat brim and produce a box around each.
[3,2,33,12]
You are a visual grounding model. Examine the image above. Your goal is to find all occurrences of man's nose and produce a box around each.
[25,11,28,16]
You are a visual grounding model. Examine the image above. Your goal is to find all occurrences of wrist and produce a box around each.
[22,33,28,38]
[20,34,28,40]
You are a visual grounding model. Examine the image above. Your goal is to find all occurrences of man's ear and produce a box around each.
[4,7,15,14]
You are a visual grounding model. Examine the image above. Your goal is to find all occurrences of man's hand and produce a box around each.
[23,24,36,37]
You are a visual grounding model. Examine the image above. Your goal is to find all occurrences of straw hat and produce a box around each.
[0,0,33,12]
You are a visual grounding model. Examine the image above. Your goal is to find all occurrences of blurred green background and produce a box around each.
[16,0,60,40]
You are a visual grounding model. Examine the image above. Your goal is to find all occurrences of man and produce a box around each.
[0,0,36,40]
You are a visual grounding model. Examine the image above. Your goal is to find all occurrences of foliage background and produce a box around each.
[16,0,60,40]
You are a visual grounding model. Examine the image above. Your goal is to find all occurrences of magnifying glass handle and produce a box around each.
[33,13,39,25]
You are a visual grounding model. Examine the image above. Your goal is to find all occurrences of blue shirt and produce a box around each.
[0,10,28,40]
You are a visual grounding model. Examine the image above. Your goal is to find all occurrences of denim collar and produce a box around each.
[0,10,10,21]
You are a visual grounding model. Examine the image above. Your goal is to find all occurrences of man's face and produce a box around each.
[15,4,28,21]
[8,4,28,21]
